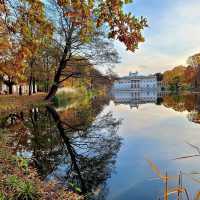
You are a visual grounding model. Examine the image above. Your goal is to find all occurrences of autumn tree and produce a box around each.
[0,0,147,96]
[30,40,60,93]
[44,0,148,100]
[15,0,53,95]
[163,65,188,91]
[184,66,195,83]
[0,0,53,94]
[0,0,31,94]
[163,65,197,91]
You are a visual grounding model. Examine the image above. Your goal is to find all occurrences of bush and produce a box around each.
[7,175,39,200]
[52,91,71,107]
[0,192,6,200]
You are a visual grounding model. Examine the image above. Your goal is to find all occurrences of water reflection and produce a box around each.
[2,91,200,199]
[112,90,200,125]
[162,94,200,124]
[111,90,167,109]
[0,95,122,199]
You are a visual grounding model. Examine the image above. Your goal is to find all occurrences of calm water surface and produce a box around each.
[97,92,200,199]
[3,91,200,200]
[106,100,200,199]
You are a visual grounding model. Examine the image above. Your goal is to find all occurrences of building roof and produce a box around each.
[115,72,156,80]
[117,75,156,81]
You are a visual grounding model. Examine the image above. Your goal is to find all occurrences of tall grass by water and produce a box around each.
[147,142,200,200]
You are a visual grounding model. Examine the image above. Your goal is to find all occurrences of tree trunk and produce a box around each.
[45,26,74,100]
[3,78,14,95]
[8,84,13,94]
[29,59,34,96]
[46,79,49,93]
[29,76,32,96]
[19,85,22,96]
[45,53,68,100]
[46,106,86,193]
[33,77,36,93]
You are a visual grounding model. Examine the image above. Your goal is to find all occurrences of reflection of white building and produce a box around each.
[112,90,158,108]
[111,90,167,109]
[113,72,157,91]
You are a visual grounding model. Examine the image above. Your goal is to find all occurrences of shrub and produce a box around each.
[0,192,6,200]
[7,175,39,200]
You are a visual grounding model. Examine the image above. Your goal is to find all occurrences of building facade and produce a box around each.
[0,75,38,95]
[0,83,37,95]
[113,72,158,91]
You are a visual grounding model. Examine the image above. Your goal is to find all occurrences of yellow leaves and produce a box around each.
[21,25,30,36]
[0,0,53,84]
[163,65,196,86]
[59,0,95,42]
[0,42,31,80]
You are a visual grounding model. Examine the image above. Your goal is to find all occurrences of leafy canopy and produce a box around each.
[56,0,148,51]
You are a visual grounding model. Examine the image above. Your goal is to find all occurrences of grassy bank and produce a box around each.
[0,92,84,199]
[53,87,105,109]
[0,127,83,200]
[0,93,47,114]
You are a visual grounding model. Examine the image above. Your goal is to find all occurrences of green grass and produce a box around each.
[52,91,71,107]
[7,175,39,200]
[0,192,6,200]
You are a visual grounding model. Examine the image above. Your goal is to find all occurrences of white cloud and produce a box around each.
[113,0,200,76]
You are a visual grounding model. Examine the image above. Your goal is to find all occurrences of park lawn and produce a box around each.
[0,93,47,114]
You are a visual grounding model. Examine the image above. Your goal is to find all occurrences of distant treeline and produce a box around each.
[156,65,198,91]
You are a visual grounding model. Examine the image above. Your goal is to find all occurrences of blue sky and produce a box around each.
[113,0,200,76]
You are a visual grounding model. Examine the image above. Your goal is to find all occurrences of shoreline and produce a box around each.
[0,93,47,115]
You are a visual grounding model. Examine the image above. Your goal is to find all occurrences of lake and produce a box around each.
[2,91,200,200]
[107,91,200,200]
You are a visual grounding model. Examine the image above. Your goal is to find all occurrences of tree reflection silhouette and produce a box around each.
[21,101,122,199]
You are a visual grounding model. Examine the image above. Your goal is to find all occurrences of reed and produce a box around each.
[146,158,199,200]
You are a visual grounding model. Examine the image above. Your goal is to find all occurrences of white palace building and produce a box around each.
[112,72,165,108]
[113,72,157,91]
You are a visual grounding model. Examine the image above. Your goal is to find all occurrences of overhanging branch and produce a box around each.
[58,72,81,84]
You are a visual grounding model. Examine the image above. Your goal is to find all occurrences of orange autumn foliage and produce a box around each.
[57,0,148,51]
[163,65,196,86]
[0,0,53,83]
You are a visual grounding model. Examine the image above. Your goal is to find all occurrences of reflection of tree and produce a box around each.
[163,95,194,112]
[11,95,121,199]
[26,107,65,179]
[47,105,121,199]
[162,94,200,125]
